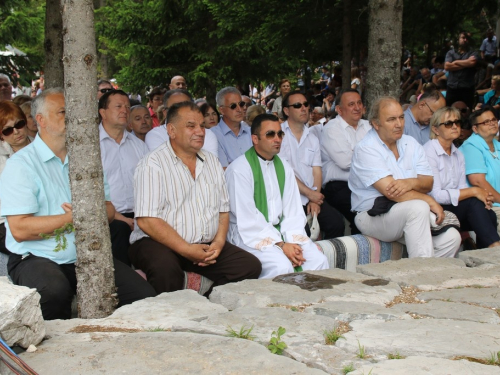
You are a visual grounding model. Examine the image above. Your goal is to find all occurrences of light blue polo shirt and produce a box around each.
[460,133,500,207]
[348,129,433,212]
[403,107,431,146]
[0,135,111,264]
[211,119,252,167]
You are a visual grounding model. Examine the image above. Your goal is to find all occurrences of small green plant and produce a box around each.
[485,351,500,365]
[145,326,168,332]
[342,363,355,374]
[357,340,367,359]
[324,327,345,345]
[387,351,405,359]
[226,325,255,340]
[40,223,75,252]
[267,326,287,355]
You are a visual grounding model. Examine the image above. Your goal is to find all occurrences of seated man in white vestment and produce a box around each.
[225,113,330,279]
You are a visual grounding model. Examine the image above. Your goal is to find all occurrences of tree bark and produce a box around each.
[341,0,352,90]
[365,0,403,110]
[44,0,64,88]
[61,0,117,319]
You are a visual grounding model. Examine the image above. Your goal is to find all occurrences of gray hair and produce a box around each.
[31,88,64,122]
[313,106,324,115]
[216,87,241,107]
[368,96,399,125]
[130,104,149,114]
[0,73,11,83]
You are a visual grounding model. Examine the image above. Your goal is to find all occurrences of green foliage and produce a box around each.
[485,351,500,365]
[40,223,75,252]
[267,326,287,355]
[356,340,367,359]
[387,352,405,360]
[226,325,255,341]
[342,363,355,374]
[324,327,345,345]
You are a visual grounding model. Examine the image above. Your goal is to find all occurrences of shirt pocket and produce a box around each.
[302,148,316,167]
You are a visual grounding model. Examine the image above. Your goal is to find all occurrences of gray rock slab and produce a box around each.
[460,248,500,267]
[210,269,401,310]
[306,301,410,322]
[349,356,500,375]
[418,287,500,309]
[19,332,328,374]
[357,258,500,290]
[336,319,500,359]
[0,277,45,348]
[390,299,500,324]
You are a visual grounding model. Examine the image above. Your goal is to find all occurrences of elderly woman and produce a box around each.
[460,106,500,238]
[0,101,32,255]
[424,107,500,248]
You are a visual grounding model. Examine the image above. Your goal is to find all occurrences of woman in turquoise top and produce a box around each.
[483,75,500,113]
[460,106,500,235]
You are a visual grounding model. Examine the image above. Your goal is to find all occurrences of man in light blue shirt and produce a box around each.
[349,96,460,258]
[211,87,252,167]
[0,89,155,320]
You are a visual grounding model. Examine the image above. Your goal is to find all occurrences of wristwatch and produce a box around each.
[275,241,285,250]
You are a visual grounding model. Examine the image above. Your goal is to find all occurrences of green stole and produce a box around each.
[244,147,303,272]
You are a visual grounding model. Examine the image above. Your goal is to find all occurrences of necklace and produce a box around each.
[490,149,499,159]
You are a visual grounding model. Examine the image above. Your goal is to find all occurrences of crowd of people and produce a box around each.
[1,28,500,320]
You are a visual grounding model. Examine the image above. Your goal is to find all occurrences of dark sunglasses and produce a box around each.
[223,102,246,110]
[438,120,462,128]
[287,102,310,109]
[2,120,26,136]
[99,88,114,94]
[262,130,285,139]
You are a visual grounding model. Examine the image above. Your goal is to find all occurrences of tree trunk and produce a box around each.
[44,0,64,88]
[365,0,403,110]
[61,0,117,319]
[341,0,352,90]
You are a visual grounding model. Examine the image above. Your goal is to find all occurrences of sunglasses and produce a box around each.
[99,88,114,94]
[222,102,246,110]
[287,102,310,109]
[438,120,462,128]
[2,120,26,136]
[260,130,285,139]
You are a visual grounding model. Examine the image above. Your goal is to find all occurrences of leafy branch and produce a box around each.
[39,223,75,252]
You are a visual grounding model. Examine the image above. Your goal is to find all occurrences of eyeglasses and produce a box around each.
[258,130,285,139]
[2,120,26,136]
[99,88,114,94]
[287,102,310,109]
[221,102,246,110]
[423,101,434,115]
[476,118,498,126]
[438,120,462,128]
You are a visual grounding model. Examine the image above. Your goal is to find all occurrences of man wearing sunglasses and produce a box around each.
[97,79,114,101]
[225,113,329,279]
[403,89,446,145]
[279,92,345,240]
[212,87,252,168]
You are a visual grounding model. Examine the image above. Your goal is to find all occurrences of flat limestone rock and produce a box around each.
[418,287,500,309]
[357,258,500,291]
[460,248,500,267]
[336,319,500,359]
[306,301,410,322]
[389,300,500,324]
[20,332,328,374]
[349,356,500,375]
[210,269,401,310]
[0,277,45,348]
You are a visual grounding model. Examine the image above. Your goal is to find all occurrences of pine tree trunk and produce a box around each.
[44,0,64,88]
[365,0,403,110]
[341,0,352,90]
[61,0,117,319]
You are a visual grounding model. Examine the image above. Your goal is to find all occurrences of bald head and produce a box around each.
[169,76,187,90]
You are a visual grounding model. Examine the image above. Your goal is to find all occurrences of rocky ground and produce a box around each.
[5,249,500,374]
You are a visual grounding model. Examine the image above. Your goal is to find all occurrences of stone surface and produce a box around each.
[349,356,500,375]
[390,299,500,324]
[357,258,500,290]
[0,277,45,348]
[306,301,410,322]
[19,332,328,374]
[418,287,500,309]
[210,269,401,310]
[459,248,500,267]
[336,319,500,359]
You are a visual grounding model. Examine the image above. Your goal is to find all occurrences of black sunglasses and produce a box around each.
[222,102,246,110]
[99,88,114,94]
[287,102,310,109]
[261,130,285,139]
[439,120,462,128]
[2,120,26,136]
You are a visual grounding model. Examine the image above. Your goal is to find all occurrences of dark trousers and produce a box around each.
[0,223,10,255]
[323,180,360,234]
[303,201,345,240]
[446,87,475,110]
[442,197,500,248]
[8,254,156,320]
[109,212,134,266]
[129,238,262,295]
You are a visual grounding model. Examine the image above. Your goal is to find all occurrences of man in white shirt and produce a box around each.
[129,102,261,293]
[279,92,344,239]
[145,89,219,155]
[321,89,371,234]
[225,113,329,279]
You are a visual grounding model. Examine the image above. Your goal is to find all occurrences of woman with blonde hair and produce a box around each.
[246,105,266,126]
[272,79,291,120]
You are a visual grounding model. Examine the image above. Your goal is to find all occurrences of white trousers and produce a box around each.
[355,200,461,258]
[245,241,330,279]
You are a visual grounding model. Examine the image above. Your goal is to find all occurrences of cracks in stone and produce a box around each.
[385,286,425,308]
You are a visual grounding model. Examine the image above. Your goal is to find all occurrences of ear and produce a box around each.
[472,125,478,134]
[35,113,45,129]
[432,126,440,136]
[98,108,106,121]
[251,133,259,145]
[167,123,175,138]
[371,120,380,131]
[283,106,290,118]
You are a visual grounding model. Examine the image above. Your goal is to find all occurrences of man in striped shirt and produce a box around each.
[129,101,261,294]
